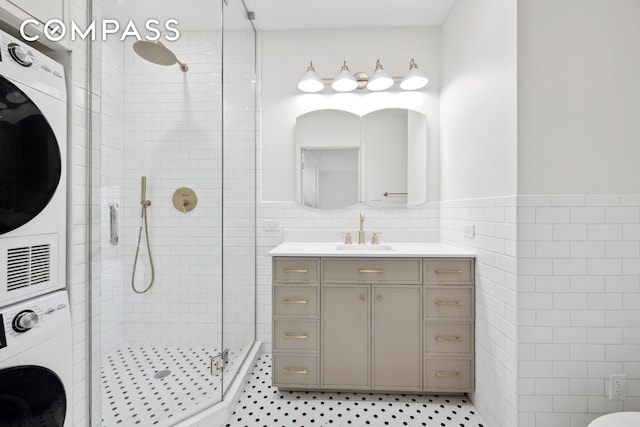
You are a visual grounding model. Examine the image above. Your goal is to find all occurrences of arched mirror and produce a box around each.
[295,108,427,209]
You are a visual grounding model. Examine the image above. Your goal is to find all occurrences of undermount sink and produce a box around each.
[336,244,396,252]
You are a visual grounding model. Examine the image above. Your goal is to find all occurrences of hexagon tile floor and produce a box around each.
[225,354,487,427]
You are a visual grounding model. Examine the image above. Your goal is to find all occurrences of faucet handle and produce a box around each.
[341,232,353,245]
[371,232,382,245]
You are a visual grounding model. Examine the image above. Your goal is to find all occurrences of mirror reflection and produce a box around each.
[295,108,428,209]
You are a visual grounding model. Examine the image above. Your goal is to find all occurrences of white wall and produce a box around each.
[518,0,640,195]
[440,1,518,427]
[261,27,441,202]
[517,1,640,426]
[440,0,517,200]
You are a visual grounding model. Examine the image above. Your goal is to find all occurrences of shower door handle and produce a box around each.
[109,203,119,246]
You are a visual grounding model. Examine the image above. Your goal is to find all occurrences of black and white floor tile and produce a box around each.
[225,354,487,427]
[101,346,242,427]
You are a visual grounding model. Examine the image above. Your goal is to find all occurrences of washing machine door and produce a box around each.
[0,76,62,235]
[0,365,66,426]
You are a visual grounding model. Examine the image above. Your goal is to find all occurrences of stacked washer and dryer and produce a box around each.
[0,29,72,427]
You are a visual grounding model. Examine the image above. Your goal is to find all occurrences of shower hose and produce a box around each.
[131,203,155,294]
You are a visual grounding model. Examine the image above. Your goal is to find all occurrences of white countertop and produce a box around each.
[268,242,476,258]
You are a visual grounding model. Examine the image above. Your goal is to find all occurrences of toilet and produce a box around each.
[588,411,640,427]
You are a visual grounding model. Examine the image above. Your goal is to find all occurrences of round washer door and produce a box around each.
[0,76,62,235]
[0,365,66,426]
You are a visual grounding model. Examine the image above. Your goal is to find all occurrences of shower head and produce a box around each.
[132,40,189,72]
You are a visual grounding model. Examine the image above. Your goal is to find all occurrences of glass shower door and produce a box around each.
[221,0,257,395]
[90,0,228,425]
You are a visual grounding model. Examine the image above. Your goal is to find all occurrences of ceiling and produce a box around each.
[242,0,456,30]
[103,0,455,32]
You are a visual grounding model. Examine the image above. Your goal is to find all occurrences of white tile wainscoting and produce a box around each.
[440,197,518,427]
[517,195,640,427]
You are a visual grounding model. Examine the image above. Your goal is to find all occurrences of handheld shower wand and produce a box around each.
[132,176,156,294]
[140,176,151,210]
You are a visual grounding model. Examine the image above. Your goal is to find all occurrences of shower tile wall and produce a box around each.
[97,31,255,350]
[122,32,223,347]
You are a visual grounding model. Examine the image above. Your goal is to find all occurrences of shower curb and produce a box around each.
[173,341,262,427]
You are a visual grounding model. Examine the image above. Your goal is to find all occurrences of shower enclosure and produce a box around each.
[88,1,257,425]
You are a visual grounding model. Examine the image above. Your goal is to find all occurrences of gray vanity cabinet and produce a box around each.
[272,255,474,394]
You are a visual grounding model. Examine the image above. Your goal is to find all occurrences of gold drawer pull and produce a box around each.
[436,371,463,379]
[283,299,308,304]
[283,334,308,339]
[359,269,384,273]
[435,336,462,342]
[283,368,308,375]
[435,301,463,307]
[284,269,308,273]
[435,269,463,275]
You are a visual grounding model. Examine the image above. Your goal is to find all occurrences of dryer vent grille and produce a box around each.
[6,244,51,292]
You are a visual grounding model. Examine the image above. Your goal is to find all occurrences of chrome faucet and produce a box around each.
[358,211,366,244]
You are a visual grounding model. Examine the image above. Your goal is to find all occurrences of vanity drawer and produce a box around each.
[274,320,319,352]
[424,358,472,392]
[424,287,473,319]
[273,354,319,387]
[273,258,320,283]
[424,322,472,354]
[273,285,319,317]
[322,258,422,284]
[424,259,474,284]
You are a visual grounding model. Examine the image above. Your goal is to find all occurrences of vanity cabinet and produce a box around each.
[272,255,474,394]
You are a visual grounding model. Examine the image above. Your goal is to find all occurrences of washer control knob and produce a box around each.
[12,310,39,333]
[8,43,33,67]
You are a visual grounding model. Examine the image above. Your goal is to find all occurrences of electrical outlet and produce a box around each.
[609,374,626,400]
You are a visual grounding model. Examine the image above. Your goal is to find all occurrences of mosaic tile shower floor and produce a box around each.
[225,354,487,427]
[101,346,242,427]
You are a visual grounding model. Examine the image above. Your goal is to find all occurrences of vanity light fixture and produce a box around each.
[400,58,429,90]
[297,58,428,93]
[331,60,358,92]
[297,61,324,93]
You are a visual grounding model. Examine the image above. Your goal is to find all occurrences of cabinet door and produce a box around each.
[321,284,369,389]
[372,285,422,390]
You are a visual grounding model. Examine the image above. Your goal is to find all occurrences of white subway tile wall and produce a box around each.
[518,195,640,427]
[118,32,224,347]
[440,197,518,427]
